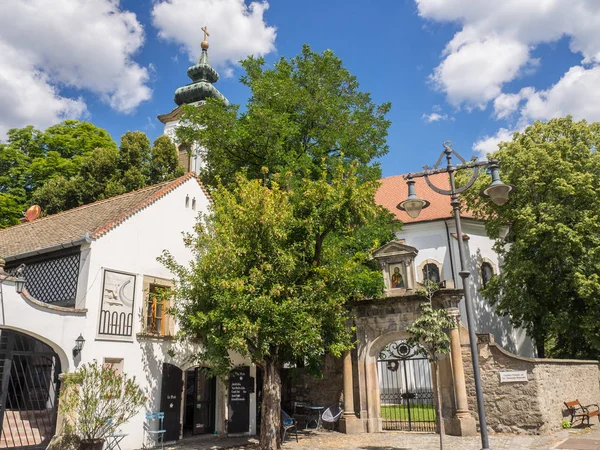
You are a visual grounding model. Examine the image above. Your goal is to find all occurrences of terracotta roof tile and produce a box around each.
[376,173,475,223]
[0,173,207,259]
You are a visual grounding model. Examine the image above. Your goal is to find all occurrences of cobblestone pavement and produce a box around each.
[170,426,600,450]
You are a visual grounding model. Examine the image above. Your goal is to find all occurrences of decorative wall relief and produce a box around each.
[98,269,136,340]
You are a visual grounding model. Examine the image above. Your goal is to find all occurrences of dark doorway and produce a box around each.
[159,363,183,442]
[378,341,435,432]
[0,329,61,449]
[183,368,216,436]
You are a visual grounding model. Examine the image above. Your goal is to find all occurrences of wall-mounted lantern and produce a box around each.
[73,334,85,358]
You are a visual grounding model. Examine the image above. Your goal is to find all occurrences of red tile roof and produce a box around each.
[0,173,209,259]
[376,173,475,223]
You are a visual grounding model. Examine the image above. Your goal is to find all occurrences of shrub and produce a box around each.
[59,361,146,441]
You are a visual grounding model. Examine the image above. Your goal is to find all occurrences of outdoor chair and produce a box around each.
[292,401,308,427]
[281,409,298,443]
[145,412,166,450]
[100,418,127,450]
[321,404,344,431]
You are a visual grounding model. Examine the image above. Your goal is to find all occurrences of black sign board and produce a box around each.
[160,363,183,442]
[227,366,251,433]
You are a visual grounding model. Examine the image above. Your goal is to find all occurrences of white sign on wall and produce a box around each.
[499,370,528,383]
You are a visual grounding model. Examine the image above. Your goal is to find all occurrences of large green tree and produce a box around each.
[0,121,116,227]
[176,44,391,186]
[168,46,394,449]
[462,117,600,359]
[0,122,185,223]
[162,163,386,450]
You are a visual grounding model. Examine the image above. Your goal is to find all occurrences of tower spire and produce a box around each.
[173,25,226,106]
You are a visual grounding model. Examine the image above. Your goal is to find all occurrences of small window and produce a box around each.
[192,197,196,210]
[422,263,441,284]
[185,195,190,208]
[145,284,172,336]
[103,357,124,375]
[481,262,494,288]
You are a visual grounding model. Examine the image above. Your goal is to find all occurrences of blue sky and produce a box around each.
[1,1,599,177]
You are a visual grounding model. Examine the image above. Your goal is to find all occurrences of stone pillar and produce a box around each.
[339,351,365,434]
[445,308,477,436]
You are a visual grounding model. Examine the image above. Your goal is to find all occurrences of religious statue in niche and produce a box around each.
[98,269,136,339]
[390,264,405,288]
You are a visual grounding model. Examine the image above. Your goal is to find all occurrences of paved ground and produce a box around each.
[169,425,600,450]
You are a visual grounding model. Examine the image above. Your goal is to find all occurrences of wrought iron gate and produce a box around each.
[378,341,436,431]
[0,329,61,449]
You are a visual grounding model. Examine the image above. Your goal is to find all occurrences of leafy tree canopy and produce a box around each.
[0,121,184,226]
[176,44,391,187]
[461,117,600,359]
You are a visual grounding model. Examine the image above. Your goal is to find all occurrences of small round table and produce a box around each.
[304,405,324,430]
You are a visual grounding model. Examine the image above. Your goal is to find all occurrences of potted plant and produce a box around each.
[59,361,146,450]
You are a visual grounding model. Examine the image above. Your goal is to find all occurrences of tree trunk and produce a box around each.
[259,356,282,450]
[434,361,444,450]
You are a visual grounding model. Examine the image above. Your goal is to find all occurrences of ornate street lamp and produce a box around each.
[398,141,513,450]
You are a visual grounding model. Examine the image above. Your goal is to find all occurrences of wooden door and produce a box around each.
[160,363,183,441]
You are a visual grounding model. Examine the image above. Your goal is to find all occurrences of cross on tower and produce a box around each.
[201,26,210,42]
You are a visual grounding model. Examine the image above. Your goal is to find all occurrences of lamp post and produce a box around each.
[398,142,513,450]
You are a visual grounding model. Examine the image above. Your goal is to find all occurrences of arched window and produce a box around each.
[481,262,494,288]
[422,263,440,284]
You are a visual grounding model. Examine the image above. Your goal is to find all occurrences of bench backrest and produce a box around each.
[564,400,585,414]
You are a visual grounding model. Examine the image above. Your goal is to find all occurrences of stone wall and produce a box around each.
[281,353,343,411]
[461,330,600,434]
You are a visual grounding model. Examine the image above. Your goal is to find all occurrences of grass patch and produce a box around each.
[381,404,436,422]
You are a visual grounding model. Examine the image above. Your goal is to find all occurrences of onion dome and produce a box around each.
[174,30,226,106]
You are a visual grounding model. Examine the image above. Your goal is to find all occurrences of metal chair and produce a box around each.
[145,412,166,450]
[101,418,127,450]
[281,409,298,443]
[321,404,344,431]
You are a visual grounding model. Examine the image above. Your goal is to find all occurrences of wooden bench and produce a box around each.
[564,400,600,427]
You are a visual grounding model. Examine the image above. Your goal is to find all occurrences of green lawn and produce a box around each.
[381,404,436,422]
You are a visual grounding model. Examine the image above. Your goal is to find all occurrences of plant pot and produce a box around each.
[79,439,104,450]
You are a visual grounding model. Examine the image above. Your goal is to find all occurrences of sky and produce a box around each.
[1,0,599,177]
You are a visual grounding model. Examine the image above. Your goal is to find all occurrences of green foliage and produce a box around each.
[176,44,391,187]
[0,121,187,225]
[406,283,454,363]
[561,418,572,429]
[461,117,600,359]
[149,135,185,184]
[162,161,381,375]
[59,361,146,441]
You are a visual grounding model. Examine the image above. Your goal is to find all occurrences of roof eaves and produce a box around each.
[90,172,201,239]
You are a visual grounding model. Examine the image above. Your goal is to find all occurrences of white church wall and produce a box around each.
[397,219,535,358]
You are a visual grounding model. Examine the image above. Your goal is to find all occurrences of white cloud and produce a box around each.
[519,65,600,122]
[473,128,516,158]
[0,0,151,137]
[152,0,276,74]
[416,0,600,108]
[422,112,451,123]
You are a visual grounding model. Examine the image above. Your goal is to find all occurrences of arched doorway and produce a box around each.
[377,340,435,431]
[0,329,61,449]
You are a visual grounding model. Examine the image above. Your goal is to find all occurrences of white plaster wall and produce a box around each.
[397,219,535,357]
[1,178,256,449]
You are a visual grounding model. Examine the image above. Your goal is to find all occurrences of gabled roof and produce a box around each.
[376,173,475,224]
[0,173,209,260]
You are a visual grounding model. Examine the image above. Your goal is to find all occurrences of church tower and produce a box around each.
[158,27,227,174]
